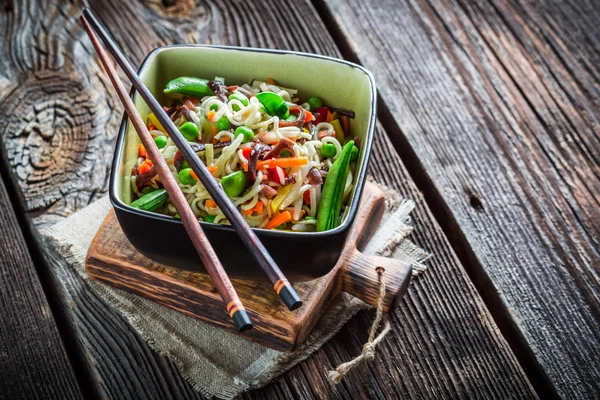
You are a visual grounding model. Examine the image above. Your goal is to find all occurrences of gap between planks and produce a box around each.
[309,0,555,397]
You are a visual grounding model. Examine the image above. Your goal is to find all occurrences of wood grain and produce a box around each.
[0,169,82,399]
[0,0,534,398]
[319,0,600,396]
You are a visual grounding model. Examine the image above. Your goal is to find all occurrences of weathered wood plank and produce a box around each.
[0,167,82,399]
[319,0,600,397]
[0,0,534,398]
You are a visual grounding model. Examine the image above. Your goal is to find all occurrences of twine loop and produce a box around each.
[328,267,392,384]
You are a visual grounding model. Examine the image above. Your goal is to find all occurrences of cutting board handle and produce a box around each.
[336,181,412,312]
[341,248,412,312]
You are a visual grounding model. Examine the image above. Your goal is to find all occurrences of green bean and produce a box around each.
[316,140,354,231]
[130,189,168,212]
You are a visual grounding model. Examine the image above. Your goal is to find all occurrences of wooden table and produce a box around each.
[0,0,597,398]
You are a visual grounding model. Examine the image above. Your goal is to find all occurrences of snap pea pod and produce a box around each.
[130,189,168,212]
[164,77,214,98]
[256,92,290,119]
[316,140,354,231]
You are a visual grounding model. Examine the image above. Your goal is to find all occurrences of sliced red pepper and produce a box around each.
[267,166,286,184]
[303,190,311,205]
[241,147,252,159]
[313,106,329,124]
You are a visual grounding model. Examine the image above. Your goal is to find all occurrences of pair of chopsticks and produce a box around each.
[81,9,302,332]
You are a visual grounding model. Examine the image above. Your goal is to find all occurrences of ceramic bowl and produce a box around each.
[109,45,376,281]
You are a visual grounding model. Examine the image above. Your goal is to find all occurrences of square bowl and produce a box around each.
[109,45,377,281]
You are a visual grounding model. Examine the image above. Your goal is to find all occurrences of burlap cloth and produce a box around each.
[43,181,428,399]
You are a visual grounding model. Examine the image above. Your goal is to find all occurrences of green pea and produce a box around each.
[285,114,297,122]
[221,171,249,198]
[154,135,168,149]
[210,104,218,111]
[307,96,323,110]
[280,149,292,158]
[217,115,231,131]
[234,126,254,143]
[140,186,155,195]
[228,92,249,111]
[178,168,197,185]
[320,143,337,158]
[181,160,190,169]
[204,215,216,223]
[180,122,199,141]
[350,145,359,162]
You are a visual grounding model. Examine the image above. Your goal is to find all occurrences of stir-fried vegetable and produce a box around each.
[256,92,289,118]
[164,77,214,98]
[178,168,197,185]
[234,126,254,143]
[266,211,292,229]
[130,189,168,212]
[130,75,359,232]
[316,140,354,231]
[154,135,168,149]
[221,171,249,198]
[307,96,323,110]
[180,122,199,141]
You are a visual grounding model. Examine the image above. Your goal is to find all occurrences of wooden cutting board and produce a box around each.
[85,181,412,352]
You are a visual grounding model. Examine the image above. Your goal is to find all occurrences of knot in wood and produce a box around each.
[0,71,100,212]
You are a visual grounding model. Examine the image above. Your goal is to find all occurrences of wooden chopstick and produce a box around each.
[81,15,252,333]
[81,8,302,311]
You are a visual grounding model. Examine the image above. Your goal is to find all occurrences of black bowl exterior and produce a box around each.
[113,201,349,281]
[108,45,376,282]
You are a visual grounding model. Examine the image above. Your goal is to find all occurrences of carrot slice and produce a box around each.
[255,156,308,170]
[138,162,151,174]
[138,144,147,158]
[207,110,216,121]
[266,77,275,85]
[208,165,217,174]
[243,201,264,216]
[265,211,291,229]
[205,199,217,208]
[326,110,334,123]
[304,111,314,123]
[190,170,198,180]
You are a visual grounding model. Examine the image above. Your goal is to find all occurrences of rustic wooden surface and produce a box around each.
[319,0,600,397]
[85,182,411,351]
[0,169,82,399]
[0,0,545,398]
